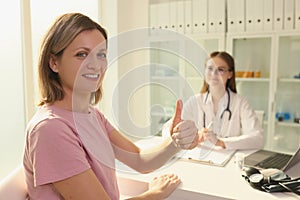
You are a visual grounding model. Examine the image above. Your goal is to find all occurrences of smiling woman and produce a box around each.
[22,13,196,200]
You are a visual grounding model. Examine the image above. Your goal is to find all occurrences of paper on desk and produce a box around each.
[179,141,236,166]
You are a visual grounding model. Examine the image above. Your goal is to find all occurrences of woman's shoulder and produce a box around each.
[27,105,74,134]
[186,93,205,102]
[230,90,248,102]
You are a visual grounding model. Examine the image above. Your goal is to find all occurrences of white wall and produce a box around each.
[0,0,26,180]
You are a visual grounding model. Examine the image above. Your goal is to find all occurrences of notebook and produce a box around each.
[244,146,300,171]
[179,141,236,167]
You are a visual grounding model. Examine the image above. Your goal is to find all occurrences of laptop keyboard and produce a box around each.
[256,153,291,169]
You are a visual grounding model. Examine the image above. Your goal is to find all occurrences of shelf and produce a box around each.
[278,78,300,83]
[151,112,173,117]
[186,77,203,81]
[275,121,300,128]
[236,78,270,82]
[151,76,179,80]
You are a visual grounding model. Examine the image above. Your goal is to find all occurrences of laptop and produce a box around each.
[244,146,300,171]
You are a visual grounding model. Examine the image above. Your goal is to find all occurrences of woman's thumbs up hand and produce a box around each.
[170,100,199,149]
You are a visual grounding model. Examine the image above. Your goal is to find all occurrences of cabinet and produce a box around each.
[273,32,300,153]
[149,33,225,135]
[226,31,300,153]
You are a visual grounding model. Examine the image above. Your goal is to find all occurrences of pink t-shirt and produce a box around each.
[23,105,119,200]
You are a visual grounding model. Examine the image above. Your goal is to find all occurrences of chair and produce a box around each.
[0,165,28,200]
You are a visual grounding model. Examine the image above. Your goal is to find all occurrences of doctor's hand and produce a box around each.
[170,100,199,149]
[201,128,226,149]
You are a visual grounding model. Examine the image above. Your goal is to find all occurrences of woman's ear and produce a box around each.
[49,55,59,73]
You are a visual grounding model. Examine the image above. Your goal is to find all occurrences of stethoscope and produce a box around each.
[203,88,232,128]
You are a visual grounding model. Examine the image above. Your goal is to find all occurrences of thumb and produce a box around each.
[170,99,182,135]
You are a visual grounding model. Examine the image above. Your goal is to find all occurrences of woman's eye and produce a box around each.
[76,52,88,57]
[218,68,225,73]
[97,52,107,59]
[207,66,213,71]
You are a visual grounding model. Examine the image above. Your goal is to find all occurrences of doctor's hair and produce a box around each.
[37,13,107,106]
[200,51,237,93]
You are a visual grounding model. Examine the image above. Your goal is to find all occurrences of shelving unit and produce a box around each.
[145,0,300,152]
[272,31,300,153]
[226,31,300,153]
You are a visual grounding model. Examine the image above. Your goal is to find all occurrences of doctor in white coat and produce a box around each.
[167,51,264,150]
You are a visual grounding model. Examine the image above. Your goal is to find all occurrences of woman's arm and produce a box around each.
[109,100,198,173]
[127,174,181,200]
[109,129,179,173]
[53,169,110,200]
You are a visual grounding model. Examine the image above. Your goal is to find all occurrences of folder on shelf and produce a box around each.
[274,0,284,30]
[284,0,295,30]
[207,0,216,33]
[263,0,274,31]
[184,0,192,34]
[227,0,245,33]
[227,0,237,32]
[149,3,159,35]
[254,0,264,31]
[157,1,170,35]
[208,0,225,33]
[177,0,185,34]
[192,0,208,34]
[296,0,300,30]
[216,0,226,32]
[169,0,177,33]
[245,0,256,31]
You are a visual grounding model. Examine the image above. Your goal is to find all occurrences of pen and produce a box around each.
[206,121,213,130]
[187,157,214,165]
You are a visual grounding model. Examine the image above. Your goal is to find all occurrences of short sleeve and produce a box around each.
[29,118,90,186]
[95,110,116,134]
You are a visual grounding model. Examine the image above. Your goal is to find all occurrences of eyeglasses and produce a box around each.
[205,66,231,75]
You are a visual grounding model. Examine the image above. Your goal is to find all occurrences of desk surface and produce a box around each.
[117,138,300,200]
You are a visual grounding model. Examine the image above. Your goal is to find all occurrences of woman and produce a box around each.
[170,51,264,150]
[23,13,198,200]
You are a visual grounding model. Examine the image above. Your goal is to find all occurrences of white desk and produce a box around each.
[117,139,300,200]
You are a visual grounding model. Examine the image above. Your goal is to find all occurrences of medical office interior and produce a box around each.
[1,0,300,199]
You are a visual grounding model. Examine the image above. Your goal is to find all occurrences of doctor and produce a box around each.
[170,51,264,150]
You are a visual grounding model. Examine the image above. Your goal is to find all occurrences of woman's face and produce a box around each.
[205,56,232,89]
[51,29,107,95]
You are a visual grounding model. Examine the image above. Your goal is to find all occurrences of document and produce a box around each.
[179,141,236,167]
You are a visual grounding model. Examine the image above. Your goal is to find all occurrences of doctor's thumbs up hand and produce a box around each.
[170,100,199,149]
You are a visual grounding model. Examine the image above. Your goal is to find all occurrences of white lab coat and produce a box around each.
[181,89,264,150]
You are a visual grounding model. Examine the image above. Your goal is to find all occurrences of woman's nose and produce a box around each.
[87,55,107,72]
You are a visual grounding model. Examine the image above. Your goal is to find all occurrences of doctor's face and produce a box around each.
[205,56,233,89]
